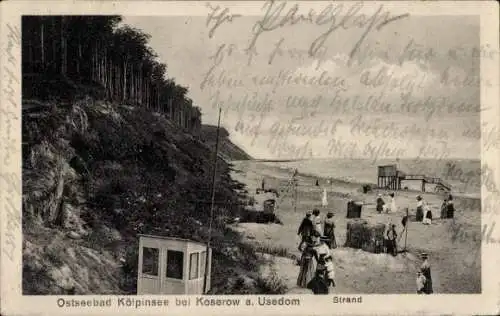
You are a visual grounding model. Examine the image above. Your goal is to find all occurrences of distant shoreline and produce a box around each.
[250,159,304,163]
[233,157,481,163]
[231,158,482,200]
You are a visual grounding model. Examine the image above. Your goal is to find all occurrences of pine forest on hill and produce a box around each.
[22,16,201,133]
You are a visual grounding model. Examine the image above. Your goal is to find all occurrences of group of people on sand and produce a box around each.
[416,193,455,224]
[290,170,438,294]
[376,192,398,214]
[296,209,337,294]
[377,192,455,226]
[440,194,455,219]
[416,195,433,224]
[375,193,400,256]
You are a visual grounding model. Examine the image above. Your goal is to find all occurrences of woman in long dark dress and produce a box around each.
[440,198,448,219]
[297,232,319,288]
[307,236,333,294]
[446,194,455,218]
[323,212,337,249]
[416,195,424,222]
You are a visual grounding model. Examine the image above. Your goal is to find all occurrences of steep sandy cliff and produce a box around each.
[22,96,281,295]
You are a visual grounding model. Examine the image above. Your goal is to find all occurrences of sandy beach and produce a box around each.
[229,159,481,294]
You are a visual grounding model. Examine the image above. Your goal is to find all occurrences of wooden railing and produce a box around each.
[402,174,451,191]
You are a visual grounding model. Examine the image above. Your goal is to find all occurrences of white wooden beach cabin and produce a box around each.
[137,234,212,295]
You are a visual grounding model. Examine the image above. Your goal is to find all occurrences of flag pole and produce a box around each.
[294,178,298,213]
[404,207,409,249]
[203,107,222,294]
[402,207,409,253]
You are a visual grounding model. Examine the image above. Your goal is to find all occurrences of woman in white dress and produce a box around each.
[322,188,328,208]
[389,192,397,213]
[422,201,433,225]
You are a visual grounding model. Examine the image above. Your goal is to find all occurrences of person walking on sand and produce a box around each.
[308,236,334,293]
[314,236,331,271]
[321,188,328,208]
[323,212,337,249]
[389,192,397,213]
[312,208,323,235]
[386,224,398,256]
[440,197,448,219]
[422,201,433,225]
[297,211,314,251]
[297,231,320,288]
[420,253,433,294]
[376,194,386,214]
[446,194,455,219]
[416,195,424,221]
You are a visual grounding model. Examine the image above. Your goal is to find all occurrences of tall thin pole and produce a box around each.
[293,179,298,213]
[404,207,409,252]
[203,108,222,294]
[396,157,400,190]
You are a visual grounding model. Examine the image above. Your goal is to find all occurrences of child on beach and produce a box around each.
[323,254,336,287]
[316,237,335,287]
[307,269,329,294]
[422,203,433,225]
[416,270,426,294]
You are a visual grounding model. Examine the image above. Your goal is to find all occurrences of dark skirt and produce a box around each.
[416,206,424,221]
[425,210,433,220]
[327,235,337,249]
[386,239,397,255]
[376,204,384,213]
[447,204,455,218]
[297,255,317,288]
[422,268,433,294]
[323,231,337,249]
[440,205,447,219]
[424,279,433,294]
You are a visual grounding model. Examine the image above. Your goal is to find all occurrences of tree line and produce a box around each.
[22,15,201,134]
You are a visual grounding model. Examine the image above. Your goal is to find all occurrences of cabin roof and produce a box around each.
[138,234,208,247]
[378,164,396,168]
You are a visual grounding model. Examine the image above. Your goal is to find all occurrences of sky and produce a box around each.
[121,8,481,161]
